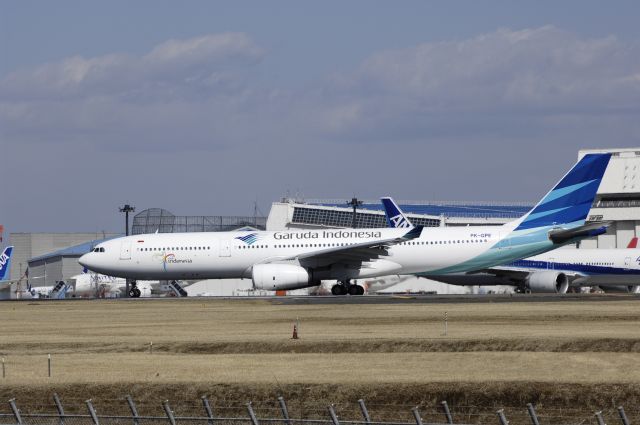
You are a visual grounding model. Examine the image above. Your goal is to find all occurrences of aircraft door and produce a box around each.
[219,240,231,257]
[547,258,554,270]
[119,241,132,260]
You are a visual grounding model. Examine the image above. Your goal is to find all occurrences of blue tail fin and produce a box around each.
[515,153,611,231]
[381,197,414,229]
[0,246,13,281]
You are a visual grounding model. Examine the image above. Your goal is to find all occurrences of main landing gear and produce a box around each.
[331,280,365,296]
[128,281,141,298]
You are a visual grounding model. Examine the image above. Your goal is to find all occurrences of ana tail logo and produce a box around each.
[389,214,412,229]
[0,246,13,281]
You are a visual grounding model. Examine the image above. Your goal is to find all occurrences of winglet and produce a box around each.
[400,226,423,241]
[628,237,638,249]
[381,197,414,229]
[0,246,13,281]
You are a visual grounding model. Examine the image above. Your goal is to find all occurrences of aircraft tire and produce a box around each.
[355,285,365,295]
[134,288,141,298]
[331,284,344,296]
[348,285,360,296]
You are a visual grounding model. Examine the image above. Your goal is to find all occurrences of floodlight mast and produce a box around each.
[119,204,135,297]
[346,197,363,229]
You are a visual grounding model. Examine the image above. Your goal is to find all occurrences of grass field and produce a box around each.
[1,297,640,423]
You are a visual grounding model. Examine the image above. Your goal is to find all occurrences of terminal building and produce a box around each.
[5,147,640,296]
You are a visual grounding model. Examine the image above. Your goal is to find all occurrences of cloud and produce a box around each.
[0,33,263,102]
[3,27,640,151]
[315,26,640,141]
[4,27,640,231]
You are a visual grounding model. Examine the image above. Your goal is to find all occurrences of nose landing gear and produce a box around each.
[128,281,141,298]
[331,280,365,296]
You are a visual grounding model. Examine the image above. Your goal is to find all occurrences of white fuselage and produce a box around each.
[513,248,640,286]
[79,224,558,282]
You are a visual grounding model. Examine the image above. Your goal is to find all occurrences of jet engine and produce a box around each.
[252,264,313,290]
[600,285,640,294]
[525,271,569,294]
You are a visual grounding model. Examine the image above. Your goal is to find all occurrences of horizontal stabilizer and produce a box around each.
[548,221,611,244]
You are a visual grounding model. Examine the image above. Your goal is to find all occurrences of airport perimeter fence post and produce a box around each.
[278,396,292,425]
[9,398,23,425]
[497,409,509,425]
[441,401,453,425]
[48,354,51,378]
[162,401,177,425]
[202,395,215,425]
[411,407,423,425]
[126,395,140,425]
[618,406,629,425]
[86,399,100,425]
[595,411,606,425]
[247,402,259,425]
[53,393,65,425]
[328,404,340,425]
[2,357,5,378]
[526,403,540,425]
[358,399,371,425]
[617,407,629,425]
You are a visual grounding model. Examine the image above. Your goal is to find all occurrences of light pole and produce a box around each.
[119,204,135,297]
[346,197,363,229]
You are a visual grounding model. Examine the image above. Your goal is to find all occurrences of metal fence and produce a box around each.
[0,396,634,425]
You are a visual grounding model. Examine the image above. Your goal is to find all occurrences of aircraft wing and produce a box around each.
[272,226,423,266]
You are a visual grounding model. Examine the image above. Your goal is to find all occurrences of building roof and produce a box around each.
[29,236,121,263]
[306,200,533,219]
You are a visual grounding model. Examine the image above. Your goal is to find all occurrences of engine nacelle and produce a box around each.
[600,285,640,294]
[252,264,312,291]
[525,271,569,294]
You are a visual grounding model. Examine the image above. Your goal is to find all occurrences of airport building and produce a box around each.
[9,233,120,282]
[579,148,640,248]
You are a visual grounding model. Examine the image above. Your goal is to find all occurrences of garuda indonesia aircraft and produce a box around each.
[382,198,640,294]
[80,153,611,296]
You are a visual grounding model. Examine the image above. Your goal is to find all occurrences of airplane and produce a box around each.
[69,270,187,297]
[381,197,640,294]
[25,280,70,299]
[79,153,612,297]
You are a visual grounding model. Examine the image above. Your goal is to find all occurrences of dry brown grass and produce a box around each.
[1,297,640,422]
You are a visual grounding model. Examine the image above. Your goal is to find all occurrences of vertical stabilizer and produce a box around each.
[380,197,414,229]
[514,153,611,231]
[0,246,13,281]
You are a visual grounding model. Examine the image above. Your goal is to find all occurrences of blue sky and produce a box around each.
[2,1,640,233]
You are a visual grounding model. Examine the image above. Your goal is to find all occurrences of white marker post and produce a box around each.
[443,311,448,336]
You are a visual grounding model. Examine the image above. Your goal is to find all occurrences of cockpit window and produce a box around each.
[92,247,105,253]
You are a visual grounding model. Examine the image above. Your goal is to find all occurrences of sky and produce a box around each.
[2,1,640,233]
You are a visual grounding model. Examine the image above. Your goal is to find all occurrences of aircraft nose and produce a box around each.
[78,253,92,269]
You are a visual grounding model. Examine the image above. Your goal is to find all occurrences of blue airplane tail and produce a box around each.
[380,197,414,229]
[0,246,13,281]
[514,153,611,231]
